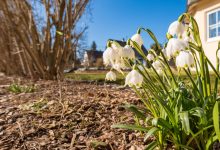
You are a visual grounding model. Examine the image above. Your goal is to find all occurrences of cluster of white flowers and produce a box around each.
[103,33,145,87]
[104,17,196,87]
[165,19,195,69]
[103,42,135,71]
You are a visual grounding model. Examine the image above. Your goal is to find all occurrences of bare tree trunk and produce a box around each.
[0,0,89,80]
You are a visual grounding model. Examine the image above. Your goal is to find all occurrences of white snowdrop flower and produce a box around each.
[147,53,155,61]
[125,70,143,87]
[168,21,185,37]
[176,51,194,68]
[105,71,116,81]
[152,60,163,70]
[103,47,119,66]
[166,38,188,59]
[120,45,135,59]
[131,33,144,47]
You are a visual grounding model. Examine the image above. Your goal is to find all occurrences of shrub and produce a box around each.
[104,13,220,149]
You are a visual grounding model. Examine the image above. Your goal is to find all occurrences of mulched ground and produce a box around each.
[0,75,146,150]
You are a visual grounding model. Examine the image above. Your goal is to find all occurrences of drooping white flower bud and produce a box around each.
[125,70,143,87]
[120,45,135,59]
[166,38,188,59]
[176,51,194,68]
[152,60,163,70]
[168,21,185,37]
[131,33,144,47]
[105,71,116,81]
[147,53,155,61]
[103,47,119,66]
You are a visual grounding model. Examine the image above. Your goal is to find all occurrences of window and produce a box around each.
[207,8,220,41]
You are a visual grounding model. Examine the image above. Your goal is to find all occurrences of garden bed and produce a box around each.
[0,75,145,150]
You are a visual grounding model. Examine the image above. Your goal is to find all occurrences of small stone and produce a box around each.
[8,111,13,116]
[128,134,133,141]
[78,135,84,141]
[40,141,47,146]
[0,72,5,76]
[101,118,105,122]
[49,130,55,138]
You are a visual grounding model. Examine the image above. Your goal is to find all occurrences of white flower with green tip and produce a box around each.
[176,51,194,68]
[166,38,188,59]
[125,70,143,87]
[131,33,143,47]
[105,71,116,81]
[168,21,185,37]
[103,47,119,66]
[120,45,135,59]
[147,53,155,61]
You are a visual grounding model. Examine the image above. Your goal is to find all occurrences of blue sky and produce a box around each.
[85,0,187,50]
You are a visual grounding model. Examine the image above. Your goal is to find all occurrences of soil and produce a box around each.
[0,75,146,150]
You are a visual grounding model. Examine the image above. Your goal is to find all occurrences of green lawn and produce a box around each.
[65,70,219,87]
[65,71,125,84]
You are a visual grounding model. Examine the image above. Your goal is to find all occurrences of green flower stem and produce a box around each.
[162,69,172,87]
[130,41,173,101]
[141,87,159,117]
[214,48,220,99]
[136,60,158,85]
[192,52,200,77]
[140,71,162,97]
[139,28,178,88]
[183,68,204,101]
[204,58,211,96]
[199,51,208,98]
[206,57,220,79]
[190,15,208,98]
[190,16,202,47]
[150,63,173,101]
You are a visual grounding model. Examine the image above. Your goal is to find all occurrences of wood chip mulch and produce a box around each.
[0,75,146,150]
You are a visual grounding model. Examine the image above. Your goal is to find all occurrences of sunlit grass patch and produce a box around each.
[65,71,125,84]
[8,83,36,93]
